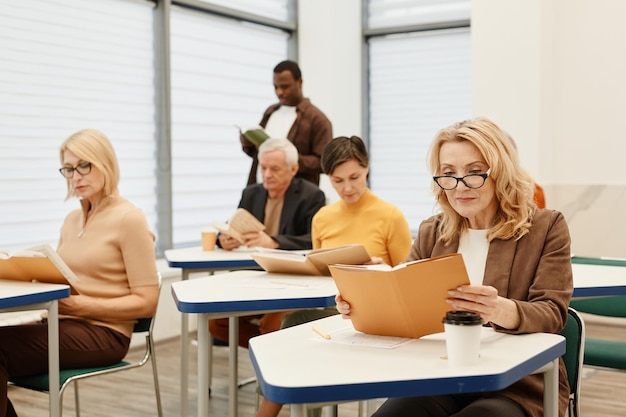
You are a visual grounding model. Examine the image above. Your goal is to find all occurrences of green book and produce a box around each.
[238,125,269,147]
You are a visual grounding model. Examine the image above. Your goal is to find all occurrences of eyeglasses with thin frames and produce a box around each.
[59,162,92,179]
[433,168,491,190]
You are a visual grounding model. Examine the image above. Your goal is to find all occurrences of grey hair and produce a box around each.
[258,138,299,168]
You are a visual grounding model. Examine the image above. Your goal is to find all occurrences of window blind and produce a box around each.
[190,0,290,22]
[170,6,289,245]
[368,28,471,232]
[0,0,156,249]
[368,0,471,29]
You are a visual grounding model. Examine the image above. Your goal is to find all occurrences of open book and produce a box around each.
[0,243,79,287]
[213,208,266,245]
[251,244,371,276]
[329,253,470,338]
[237,125,269,147]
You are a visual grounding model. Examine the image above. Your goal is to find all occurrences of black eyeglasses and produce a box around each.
[59,162,92,179]
[433,169,491,190]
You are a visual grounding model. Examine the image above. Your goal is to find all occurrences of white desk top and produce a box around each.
[0,280,70,309]
[164,246,260,270]
[249,315,565,405]
[572,262,626,296]
[171,270,338,314]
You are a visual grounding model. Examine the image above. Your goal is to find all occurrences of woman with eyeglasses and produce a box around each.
[0,129,160,417]
[336,117,573,417]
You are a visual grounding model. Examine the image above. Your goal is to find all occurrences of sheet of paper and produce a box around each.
[231,277,326,289]
[318,327,411,349]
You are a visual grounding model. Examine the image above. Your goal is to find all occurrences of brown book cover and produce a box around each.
[0,243,79,287]
[329,253,470,338]
[213,208,266,244]
[251,244,371,276]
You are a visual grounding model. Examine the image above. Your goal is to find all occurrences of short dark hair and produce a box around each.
[274,60,302,81]
[321,136,369,176]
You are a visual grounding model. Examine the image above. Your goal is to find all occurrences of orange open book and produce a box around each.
[329,253,470,338]
[0,243,79,288]
[251,244,371,276]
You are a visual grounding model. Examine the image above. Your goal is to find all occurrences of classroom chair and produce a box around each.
[10,277,163,417]
[561,307,585,417]
[569,296,626,372]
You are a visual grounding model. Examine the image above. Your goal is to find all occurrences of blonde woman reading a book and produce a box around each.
[336,118,573,417]
[256,135,412,417]
[0,129,160,417]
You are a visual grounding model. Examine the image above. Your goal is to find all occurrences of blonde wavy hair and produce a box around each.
[59,129,120,200]
[428,117,536,244]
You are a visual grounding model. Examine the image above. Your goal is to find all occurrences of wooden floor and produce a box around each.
[8,315,626,417]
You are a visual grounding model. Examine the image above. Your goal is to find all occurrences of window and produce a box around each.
[170,6,289,245]
[0,0,292,252]
[0,0,156,249]
[367,0,471,232]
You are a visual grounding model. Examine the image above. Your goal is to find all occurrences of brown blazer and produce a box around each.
[408,209,573,417]
[241,98,332,186]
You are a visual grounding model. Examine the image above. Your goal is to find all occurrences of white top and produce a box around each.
[458,229,489,285]
[264,105,297,139]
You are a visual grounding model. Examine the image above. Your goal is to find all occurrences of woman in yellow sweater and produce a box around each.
[256,135,412,417]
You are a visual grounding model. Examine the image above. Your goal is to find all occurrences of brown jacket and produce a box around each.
[408,209,573,417]
[241,98,332,186]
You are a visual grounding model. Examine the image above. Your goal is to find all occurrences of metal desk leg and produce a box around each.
[48,300,60,417]
[198,313,210,417]
[544,358,559,417]
[290,404,306,417]
[229,316,239,417]
[181,269,190,417]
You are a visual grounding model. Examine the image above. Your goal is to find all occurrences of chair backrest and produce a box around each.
[569,295,626,318]
[134,317,153,333]
[561,307,585,417]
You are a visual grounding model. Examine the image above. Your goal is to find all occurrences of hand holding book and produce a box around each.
[213,208,266,245]
[0,243,79,291]
[237,125,269,147]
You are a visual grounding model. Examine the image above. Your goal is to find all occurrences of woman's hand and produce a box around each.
[335,294,351,319]
[58,294,86,316]
[364,256,385,265]
[58,285,159,321]
[446,284,520,329]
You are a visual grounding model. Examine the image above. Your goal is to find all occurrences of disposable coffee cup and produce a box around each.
[443,310,482,367]
[201,228,217,251]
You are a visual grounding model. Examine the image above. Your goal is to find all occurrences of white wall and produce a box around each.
[297,0,363,203]
[472,0,626,257]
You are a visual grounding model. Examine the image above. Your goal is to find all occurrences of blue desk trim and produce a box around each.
[0,287,70,309]
[171,289,336,314]
[166,259,259,270]
[250,339,565,404]
[572,286,626,297]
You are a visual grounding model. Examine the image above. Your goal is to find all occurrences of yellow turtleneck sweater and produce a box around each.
[311,189,411,266]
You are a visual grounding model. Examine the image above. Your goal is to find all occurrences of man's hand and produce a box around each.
[218,233,241,251]
[241,231,279,249]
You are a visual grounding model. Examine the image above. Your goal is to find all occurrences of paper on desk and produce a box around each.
[231,277,326,289]
[322,327,411,349]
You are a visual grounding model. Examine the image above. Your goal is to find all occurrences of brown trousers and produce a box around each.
[0,319,129,417]
[209,311,294,348]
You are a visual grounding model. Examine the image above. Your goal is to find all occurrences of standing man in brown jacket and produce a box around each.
[241,60,332,186]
